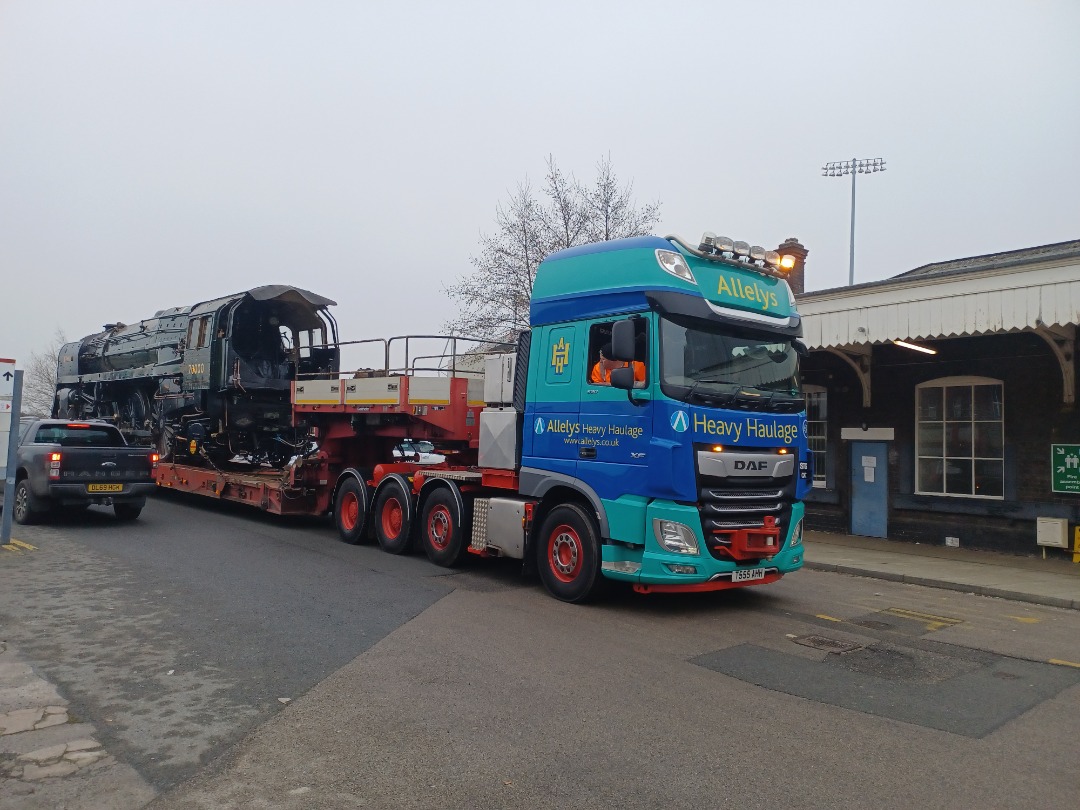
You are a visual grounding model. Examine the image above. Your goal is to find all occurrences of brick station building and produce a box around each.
[787,239,1080,557]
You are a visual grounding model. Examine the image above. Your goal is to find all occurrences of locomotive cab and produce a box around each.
[55,284,339,468]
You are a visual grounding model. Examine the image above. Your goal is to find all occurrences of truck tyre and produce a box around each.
[374,477,413,555]
[13,480,40,525]
[114,503,142,521]
[335,477,370,544]
[536,503,602,603]
[420,487,468,567]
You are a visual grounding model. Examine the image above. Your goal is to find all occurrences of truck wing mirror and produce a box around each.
[794,339,809,358]
[609,366,635,391]
[611,319,636,362]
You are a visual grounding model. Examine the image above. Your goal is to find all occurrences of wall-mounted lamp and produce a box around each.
[893,340,937,355]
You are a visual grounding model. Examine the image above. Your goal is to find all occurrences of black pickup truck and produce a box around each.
[1,419,157,524]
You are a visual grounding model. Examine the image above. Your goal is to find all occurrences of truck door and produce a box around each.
[522,324,583,480]
[577,318,652,499]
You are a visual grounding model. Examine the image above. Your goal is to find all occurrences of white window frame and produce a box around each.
[915,375,1004,499]
[804,384,828,489]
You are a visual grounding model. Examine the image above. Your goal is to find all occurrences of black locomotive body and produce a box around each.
[55,285,339,466]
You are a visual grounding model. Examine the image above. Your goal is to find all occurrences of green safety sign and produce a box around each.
[1051,444,1080,494]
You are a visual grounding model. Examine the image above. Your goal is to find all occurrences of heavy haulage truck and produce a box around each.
[151,232,811,602]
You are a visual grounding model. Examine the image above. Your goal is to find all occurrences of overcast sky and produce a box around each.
[2,0,1078,370]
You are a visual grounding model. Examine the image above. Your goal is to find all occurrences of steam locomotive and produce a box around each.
[54,285,340,466]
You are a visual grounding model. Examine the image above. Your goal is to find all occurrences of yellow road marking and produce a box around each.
[1048,659,1080,669]
[1006,616,1042,624]
[2,544,22,552]
[816,614,843,622]
[9,539,36,551]
[883,607,963,632]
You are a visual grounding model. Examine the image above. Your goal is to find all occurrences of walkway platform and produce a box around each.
[804,530,1080,611]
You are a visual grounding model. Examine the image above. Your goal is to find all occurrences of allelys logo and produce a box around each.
[670,411,689,433]
[534,417,545,434]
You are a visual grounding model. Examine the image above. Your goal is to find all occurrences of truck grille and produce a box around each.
[698,478,795,562]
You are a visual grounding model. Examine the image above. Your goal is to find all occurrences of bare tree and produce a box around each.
[445,155,660,340]
[21,329,67,417]
[583,153,661,243]
[444,182,545,340]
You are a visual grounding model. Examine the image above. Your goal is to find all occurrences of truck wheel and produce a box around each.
[335,477,370,544]
[420,488,468,567]
[114,503,142,521]
[13,480,40,525]
[536,503,602,603]
[374,478,413,555]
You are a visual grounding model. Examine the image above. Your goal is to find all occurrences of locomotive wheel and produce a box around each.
[156,427,175,463]
[419,487,469,567]
[374,478,413,555]
[334,477,370,545]
[536,503,602,603]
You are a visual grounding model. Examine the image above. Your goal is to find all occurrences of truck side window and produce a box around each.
[588,321,647,388]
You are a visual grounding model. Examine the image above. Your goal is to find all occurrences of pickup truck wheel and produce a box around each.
[334,477,370,544]
[13,480,40,525]
[420,487,468,567]
[374,478,413,555]
[536,503,602,603]
[114,503,142,521]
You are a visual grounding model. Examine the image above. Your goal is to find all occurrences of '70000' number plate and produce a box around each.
[732,568,766,583]
[87,483,124,493]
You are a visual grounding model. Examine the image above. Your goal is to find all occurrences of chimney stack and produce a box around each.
[778,237,808,295]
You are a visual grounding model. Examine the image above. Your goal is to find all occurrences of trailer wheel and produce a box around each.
[536,503,601,603]
[334,477,370,544]
[13,480,40,525]
[420,488,468,567]
[374,478,413,554]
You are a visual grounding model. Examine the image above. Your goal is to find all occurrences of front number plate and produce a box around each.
[732,568,766,583]
[87,483,124,493]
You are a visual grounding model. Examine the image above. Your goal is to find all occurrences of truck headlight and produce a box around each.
[789,519,803,548]
[652,519,700,555]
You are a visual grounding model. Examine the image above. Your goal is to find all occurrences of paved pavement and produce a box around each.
[804,530,1080,611]
[2,526,1078,808]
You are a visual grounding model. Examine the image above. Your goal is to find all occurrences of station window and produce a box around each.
[915,377,1003,498]
[803,385,827,488]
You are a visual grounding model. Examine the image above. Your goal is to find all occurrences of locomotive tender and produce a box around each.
[54,285,339,466]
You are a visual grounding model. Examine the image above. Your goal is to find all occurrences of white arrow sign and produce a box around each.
[0,358,14,399]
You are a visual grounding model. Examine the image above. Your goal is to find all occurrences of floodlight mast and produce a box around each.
[822,157,886,286]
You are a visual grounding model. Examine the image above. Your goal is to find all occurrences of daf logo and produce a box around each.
[670,410,689,433]
[534,417,545,435]
[733,460,768,471]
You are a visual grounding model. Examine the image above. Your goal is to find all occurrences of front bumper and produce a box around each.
[601,500,804,592]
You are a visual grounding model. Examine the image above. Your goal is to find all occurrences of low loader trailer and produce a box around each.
[155,232,812,602]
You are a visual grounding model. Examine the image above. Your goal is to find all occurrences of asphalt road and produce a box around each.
[2,492,1079,809]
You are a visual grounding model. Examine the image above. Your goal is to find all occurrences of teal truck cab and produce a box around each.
[518,232,808,600]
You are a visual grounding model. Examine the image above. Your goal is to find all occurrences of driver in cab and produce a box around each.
[590,343,645,385]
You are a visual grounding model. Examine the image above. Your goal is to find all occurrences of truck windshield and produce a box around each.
[659,314,802,412]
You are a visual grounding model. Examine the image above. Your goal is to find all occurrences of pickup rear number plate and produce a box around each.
[732,568,766,583]
[87,483,124,493]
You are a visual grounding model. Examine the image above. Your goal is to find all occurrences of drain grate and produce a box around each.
[792,635,863,654]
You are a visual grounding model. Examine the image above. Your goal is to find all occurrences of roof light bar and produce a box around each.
[893,340,937,355]
[673,233,793,279]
